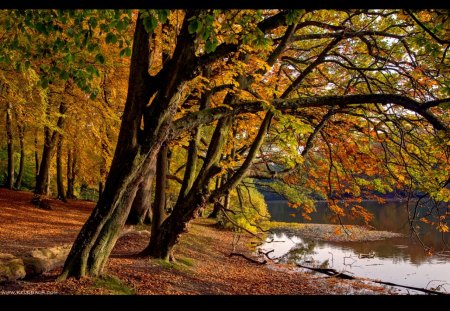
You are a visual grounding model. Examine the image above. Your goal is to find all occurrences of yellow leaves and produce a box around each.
[418,11,432,22]
[231,23,242,34]
[438,223,449,233]
[334,227,342,236]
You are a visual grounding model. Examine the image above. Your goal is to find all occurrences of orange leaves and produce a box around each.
[329,203,345,217]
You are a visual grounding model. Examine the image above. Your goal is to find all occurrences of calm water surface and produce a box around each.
[260,200,450,294]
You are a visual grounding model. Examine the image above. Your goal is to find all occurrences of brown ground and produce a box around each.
[0,188,391,295]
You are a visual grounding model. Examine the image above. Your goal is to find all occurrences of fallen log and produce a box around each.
[229,252,267,265]
[297,264,447,295]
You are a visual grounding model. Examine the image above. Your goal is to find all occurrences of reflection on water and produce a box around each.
[267,200,450,254]
[262,200,450,294]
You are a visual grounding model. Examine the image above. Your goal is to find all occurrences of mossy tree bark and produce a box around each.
[150,142,168,236]
[141,116,233,260]
[142,112,273,260]
[60,11,198,279]
[126,174,153,226]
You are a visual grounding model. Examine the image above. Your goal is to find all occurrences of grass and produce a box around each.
[154,256,196,272]
[134,223,151,232]
[93,275,136,295]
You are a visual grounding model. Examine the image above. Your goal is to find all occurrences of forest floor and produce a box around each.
[0,188,393,295]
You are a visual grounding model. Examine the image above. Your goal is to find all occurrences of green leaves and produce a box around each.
[95,53,105,64]
[188,13,219,54]
[105,32,118,44]
[143,15,158,33]
[119,47,132,58]
[188,19,200,34]
[285,9,305,25]
[141,9,170,34]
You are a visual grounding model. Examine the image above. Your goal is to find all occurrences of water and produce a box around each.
[260,200,450,294]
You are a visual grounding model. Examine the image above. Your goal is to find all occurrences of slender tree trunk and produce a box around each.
[177,129,199,203]
[151,143,168,235]
[14,120,25,190]
[5,103,14,190]
[56,135,66,202]
[66,147,77,199]
[34,129,39,187]
[208,177,222,218]
[33,102,67,206]
[67,148,73,197]
[60,12,197,279]
[126,172,154,226]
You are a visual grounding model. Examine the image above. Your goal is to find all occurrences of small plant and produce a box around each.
[93,275,136,295]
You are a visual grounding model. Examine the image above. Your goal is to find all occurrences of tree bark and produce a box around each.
[208,177,222,218]
[5,103,14,190]
[126,173,154,226]
[151,143,168,235]
[66,147,77,199]
[141,116,232,260]
[60,11,198,279]
[14,119,25,190]
[177,129,199,203]
[33,101,67,206]
[142,111,272,260]
[34,129,39,187]
[56,135,66,202]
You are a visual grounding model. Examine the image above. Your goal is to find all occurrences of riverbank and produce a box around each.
[0,188,391,295]
[264,221,404,242]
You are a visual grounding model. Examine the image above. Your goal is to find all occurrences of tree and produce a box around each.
[5,102,14,189]
[0,9,447,278]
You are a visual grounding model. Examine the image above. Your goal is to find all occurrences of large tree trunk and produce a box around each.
[141,117,233,260]
[33,102,67,206]
[5,103,14,190]
[14,120,25,190]
[56,135,66,202]
[142,112,272,260]
[60,11,197,279]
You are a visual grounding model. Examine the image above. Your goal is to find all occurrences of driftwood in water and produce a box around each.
[297,264,447,295]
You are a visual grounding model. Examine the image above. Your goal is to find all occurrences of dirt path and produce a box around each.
[0,189,390,295]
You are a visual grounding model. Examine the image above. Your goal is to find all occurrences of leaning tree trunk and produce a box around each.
[208,177,223,218]
[126,170,154,226]
[14,120,25,190]
[150,143,168,236]
[5,103,14,190]
[56,135,66,202]
[141,116,233,260]
[142,112,272,260]
[59,12,197,279]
